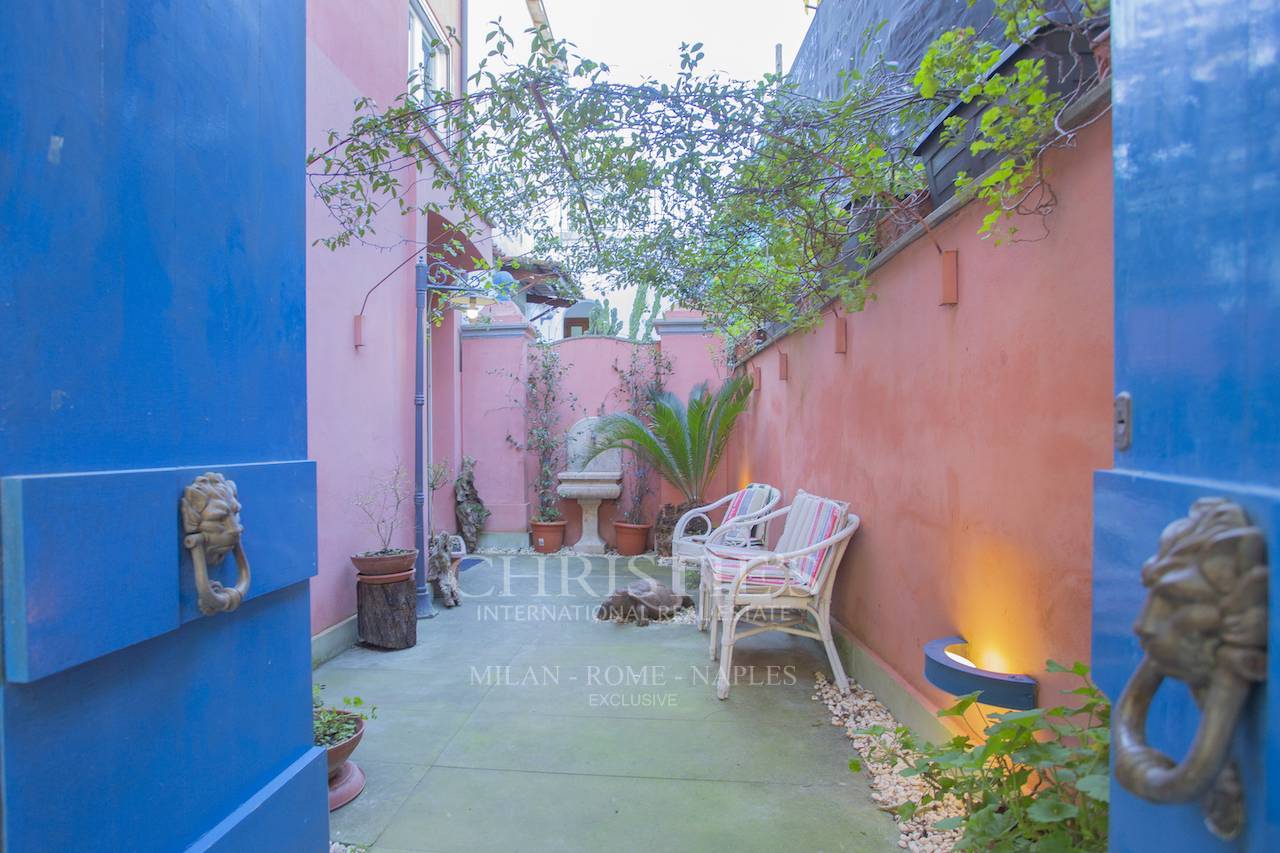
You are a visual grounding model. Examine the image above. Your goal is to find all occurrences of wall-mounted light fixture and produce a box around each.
[446,291,495,321]
[924,635,1037,710]
[940,250,959,306]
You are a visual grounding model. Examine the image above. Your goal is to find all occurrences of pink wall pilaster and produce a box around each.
[459,311,535,538]
[654,312,732,506]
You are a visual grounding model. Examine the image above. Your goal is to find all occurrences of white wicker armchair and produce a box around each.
[703,490,859,699]
[670,483,781,627]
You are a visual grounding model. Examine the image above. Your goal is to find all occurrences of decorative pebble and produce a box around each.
[812,673,965,853]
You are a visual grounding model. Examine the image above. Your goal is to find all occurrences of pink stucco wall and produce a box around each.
[546,336,662,549]
[651,310,732,509]
[724,114,1114,708]
[306,0,468,634]
[458,303,534,534]
[459,311,728,548]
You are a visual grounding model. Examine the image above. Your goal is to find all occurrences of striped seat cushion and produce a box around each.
[704,544,794,587]
[773,491,849,589]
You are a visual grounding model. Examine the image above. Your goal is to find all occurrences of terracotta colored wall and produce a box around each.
[306,0,466,634]
[725,115,1114,708]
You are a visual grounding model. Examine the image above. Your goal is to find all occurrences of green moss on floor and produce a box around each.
[318,555,898,852]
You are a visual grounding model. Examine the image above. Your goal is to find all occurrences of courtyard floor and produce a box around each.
[318,554,897,852]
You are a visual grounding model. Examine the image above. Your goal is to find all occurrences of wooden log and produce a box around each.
[356,577,417,650]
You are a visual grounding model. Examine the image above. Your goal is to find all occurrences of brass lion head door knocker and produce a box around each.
[1115,497,1268,840]
[181,472,252,615]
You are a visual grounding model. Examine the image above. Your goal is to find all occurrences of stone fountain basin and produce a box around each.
[557,471,622,500]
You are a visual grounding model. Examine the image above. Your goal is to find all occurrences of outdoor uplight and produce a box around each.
[923,636,1037,710]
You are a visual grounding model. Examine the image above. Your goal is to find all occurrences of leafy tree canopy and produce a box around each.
[309,0,1109,337]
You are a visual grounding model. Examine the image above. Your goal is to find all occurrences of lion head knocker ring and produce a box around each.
[1115,498,1268,840]
[181,472,252,615]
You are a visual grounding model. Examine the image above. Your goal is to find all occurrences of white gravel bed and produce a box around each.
[813,673,965,852]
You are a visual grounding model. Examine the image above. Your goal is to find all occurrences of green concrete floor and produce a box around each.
[318,555,897,852]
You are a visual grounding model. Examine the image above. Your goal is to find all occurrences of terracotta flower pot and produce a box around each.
[350,548,417,576]
[322,712,366,811]
[614,522,652,556]
[355,567,415,585]
[324,713,365,775]
[530,519,567,554]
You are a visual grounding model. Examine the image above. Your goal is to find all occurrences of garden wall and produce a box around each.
[460,308,726,550]
[306,0,469,636]
[725,113,1114,715]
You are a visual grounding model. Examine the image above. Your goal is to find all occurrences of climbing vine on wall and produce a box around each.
[500,342,577,523]
[309,0,1109,336]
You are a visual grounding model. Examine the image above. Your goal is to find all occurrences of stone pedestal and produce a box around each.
[556,417,622,554]
[576,498,606,554]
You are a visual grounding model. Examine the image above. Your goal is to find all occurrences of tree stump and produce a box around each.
[356,576,417,649]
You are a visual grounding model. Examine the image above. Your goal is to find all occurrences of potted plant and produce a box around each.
[614,511,650,557]
[530,507,567,554]
[506,342,577,554]
[350,460,417,576]
[592,375,753,556]
[609,347,671,555]
[313,684,375,811]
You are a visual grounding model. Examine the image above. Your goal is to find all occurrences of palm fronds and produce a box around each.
[592,376,753,503]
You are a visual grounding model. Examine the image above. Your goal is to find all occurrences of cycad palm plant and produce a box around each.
[592,376,753,504]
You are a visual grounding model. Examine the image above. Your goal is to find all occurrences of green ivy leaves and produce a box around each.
[852,660,1111,851]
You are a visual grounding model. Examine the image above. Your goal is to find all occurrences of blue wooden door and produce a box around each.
[1094,1,1280,850]
[0,3,327,850]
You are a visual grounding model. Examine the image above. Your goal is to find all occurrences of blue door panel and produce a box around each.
[1,585,320,851]
[1093,470,1278,850]
[2,461,316,682]
[190,747,330,853]
[0,0,306,475]
[1101,1,1280,849]
[0,0,323,849]
[1111,2,1280,485]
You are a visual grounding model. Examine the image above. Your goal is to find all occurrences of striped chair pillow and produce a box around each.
[775,490,849,589]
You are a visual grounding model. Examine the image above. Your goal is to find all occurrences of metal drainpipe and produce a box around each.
[460,0,468,97]
[414,256,438,619]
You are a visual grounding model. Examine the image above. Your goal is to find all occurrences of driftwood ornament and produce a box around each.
[453,456,490,554]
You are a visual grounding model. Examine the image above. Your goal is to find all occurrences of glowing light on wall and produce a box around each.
[924,636,1037,710]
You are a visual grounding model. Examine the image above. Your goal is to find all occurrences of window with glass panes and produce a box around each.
[408,1,448,95]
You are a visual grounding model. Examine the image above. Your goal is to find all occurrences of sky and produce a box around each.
[465,0,817,319]
[468,1,814,84]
